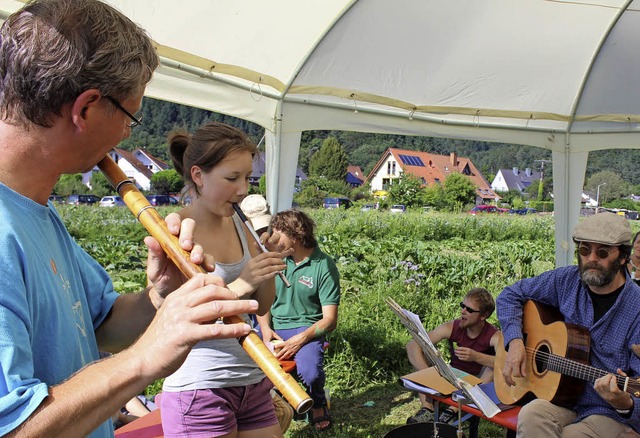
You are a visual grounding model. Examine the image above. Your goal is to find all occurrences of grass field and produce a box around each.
[59,206,595,437]
[284,382,507,437]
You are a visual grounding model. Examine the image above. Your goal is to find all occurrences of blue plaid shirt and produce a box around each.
[497,266,640,432]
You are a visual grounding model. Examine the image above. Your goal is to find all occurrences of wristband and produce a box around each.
[616,407,632,417]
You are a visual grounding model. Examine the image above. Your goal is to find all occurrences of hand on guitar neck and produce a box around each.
[595,368,635,412]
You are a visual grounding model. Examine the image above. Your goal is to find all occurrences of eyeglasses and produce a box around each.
[577,245,616,259]
[104,95,143,128]
[459,302,480,314]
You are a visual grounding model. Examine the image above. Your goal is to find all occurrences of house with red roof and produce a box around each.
[365,148,498,204]
[82,148,170,191]
[346,165,365,187]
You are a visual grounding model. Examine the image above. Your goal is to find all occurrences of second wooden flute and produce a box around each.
[232,203,291,288]
[97,154,312,414]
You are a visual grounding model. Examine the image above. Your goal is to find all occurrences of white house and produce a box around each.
[491,167,542,194]
[83,148,170,191]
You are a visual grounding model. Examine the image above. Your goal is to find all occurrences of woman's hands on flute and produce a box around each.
[260,230,291,253]
[230,249,293,299]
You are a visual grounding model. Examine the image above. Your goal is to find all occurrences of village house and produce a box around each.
[491,167,542,194]
[82,148,170,191]
[365,148,498,204]
[346,165,365,187]
[250,151,307,188]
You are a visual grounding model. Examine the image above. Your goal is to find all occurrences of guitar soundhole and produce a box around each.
[533,344,550,374]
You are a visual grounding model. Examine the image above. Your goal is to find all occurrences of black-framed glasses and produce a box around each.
[460,302,480,314]
[577,244,616,259]
[104,95,143,128]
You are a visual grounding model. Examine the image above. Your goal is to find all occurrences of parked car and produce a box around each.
[48,195,65,204]
[361,204,375,212]
[67,194,101,205]
[390,204,406,214]
[99,195,125,207]
[322,197,353,209]
[146,194,179,206]
[509,208,537,215]
[469,205,497,215]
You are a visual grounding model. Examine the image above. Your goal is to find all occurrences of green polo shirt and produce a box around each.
[271,246,341,329]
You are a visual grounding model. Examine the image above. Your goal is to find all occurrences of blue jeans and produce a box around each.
[276,326,327,408]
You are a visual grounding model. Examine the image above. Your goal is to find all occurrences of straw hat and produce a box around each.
[240,194,272,232]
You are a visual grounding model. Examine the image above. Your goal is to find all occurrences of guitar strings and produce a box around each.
[521,346,632,390]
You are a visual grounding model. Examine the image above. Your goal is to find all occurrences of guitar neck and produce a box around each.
[546,353,633,394]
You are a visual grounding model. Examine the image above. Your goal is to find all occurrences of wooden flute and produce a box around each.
[97,154,313,414]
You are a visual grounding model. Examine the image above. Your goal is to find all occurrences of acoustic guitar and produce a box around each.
[494,300,640,407]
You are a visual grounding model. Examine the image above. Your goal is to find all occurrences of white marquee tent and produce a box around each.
[2,0,640,266]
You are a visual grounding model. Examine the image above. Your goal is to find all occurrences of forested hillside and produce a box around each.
[126,98,640,186]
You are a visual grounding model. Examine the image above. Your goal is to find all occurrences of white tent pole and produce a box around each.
[265,130,279,214]
[552,148,589,267]
[265,110,302,214]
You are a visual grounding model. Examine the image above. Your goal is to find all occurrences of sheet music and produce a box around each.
[386,297,500,418]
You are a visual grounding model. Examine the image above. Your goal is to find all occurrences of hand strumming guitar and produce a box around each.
[502,338,527,387]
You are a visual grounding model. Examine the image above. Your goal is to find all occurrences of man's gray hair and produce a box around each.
[0,0,159,127]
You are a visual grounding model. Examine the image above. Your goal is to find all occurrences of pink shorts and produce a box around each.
[160,377,278,437]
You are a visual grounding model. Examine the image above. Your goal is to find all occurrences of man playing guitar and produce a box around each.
[497,212,640,437]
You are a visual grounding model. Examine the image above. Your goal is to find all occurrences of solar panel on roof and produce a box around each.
[398,154,425,167]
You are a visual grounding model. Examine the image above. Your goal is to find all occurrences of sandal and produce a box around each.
[406,407,434,424]
[308,404,332,432]
[438,407,457,423]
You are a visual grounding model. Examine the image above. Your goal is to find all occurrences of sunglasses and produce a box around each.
[577,245,616,259]
[459,302,480,314]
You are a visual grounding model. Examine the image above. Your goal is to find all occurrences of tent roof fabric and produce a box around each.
[3,0,640,266]
[92,0,640,150]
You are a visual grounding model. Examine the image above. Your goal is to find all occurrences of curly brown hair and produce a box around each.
[270,209,317,249]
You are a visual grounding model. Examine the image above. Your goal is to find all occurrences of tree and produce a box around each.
[423,182,445,210]
[151,169,183,194]
[442,173,477,212]
[495,189,525,207]
[90,172,115,198]
[511,196,525,210]
[605,198,640,211]
[586,170,628,203]
[387,173,424,207]
[525,179,552,201]
[308,137,348,182]
[54,174,89,196]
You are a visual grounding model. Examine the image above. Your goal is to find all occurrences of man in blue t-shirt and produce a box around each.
[0,2,257,436]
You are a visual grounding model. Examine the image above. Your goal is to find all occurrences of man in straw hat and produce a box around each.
[0,1,256,436]
[498,212,640,437]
